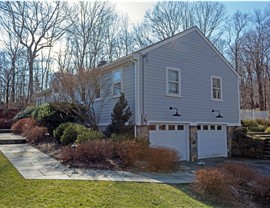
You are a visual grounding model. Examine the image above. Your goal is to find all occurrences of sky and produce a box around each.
[114,1,270,24]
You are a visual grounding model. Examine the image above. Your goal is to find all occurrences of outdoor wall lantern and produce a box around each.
[212,109,223,118]
[169,107,181,117]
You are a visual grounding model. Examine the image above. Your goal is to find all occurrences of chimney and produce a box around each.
[97,60,107,67]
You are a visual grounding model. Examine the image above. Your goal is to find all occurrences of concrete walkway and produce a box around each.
[0,141,195,184]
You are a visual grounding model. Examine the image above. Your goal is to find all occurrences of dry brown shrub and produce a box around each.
[252,176,270,206]
[114,141,147,167]
[61,146,74,163]
[11,118,37,134]
[75,140,115,163]
[143,146,180,172]
[195,168,229,198]
[220,162,257,186]
[25,126,48,143]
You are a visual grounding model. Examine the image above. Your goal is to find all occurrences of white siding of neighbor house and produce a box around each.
[139,30,239,125]
[98,62,135,126]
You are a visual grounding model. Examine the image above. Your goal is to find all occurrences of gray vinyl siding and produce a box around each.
[141,30,239,124]
[98,63,135,126]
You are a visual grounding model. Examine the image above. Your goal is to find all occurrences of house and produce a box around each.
[34,27,240,161]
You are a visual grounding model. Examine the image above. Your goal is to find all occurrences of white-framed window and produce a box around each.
[166,67,181,97]
[211,76,222,101]
[112,69,122,97]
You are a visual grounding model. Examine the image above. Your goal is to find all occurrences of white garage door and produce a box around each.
[149,124,189,161]
[197,124,227,159]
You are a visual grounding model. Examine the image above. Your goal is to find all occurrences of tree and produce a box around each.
[0,1,67,100]
[106,93,133,136]
[133,1,227,46]
[52,68,110,130]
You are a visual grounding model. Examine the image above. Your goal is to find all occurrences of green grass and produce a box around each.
[0,152,209,208]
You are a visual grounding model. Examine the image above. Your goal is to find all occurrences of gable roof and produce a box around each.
[100,26,239,78]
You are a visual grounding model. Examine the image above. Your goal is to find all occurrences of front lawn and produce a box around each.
[0,152,207,208]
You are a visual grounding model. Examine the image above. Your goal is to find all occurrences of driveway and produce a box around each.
[182,157,270,176]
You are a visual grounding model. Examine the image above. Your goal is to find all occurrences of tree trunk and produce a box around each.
[28,55,34,101]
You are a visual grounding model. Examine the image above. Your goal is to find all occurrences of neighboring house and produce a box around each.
[32,88,52,106]
[33,27,240,161]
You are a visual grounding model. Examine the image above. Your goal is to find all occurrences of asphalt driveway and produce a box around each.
[182,157,270,176]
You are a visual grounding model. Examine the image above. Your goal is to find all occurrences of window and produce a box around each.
[217,126,222,130]
[197,125,201,130]
[168,125,175,130]
[149,125,156,130]
[159,125,166,130]
[166,67,181,96]
[112,70,122,97]
[211,76,222,100]
[203,125,209,130]
[210,125,216,130]
[177,125,184,130]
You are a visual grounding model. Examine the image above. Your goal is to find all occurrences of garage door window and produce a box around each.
[210,125,215,130]
[149,125,156,130]
[168,125,175,130]
[177,125,184,130]
[159,125,166,130]
[217,125,222,130]
[203,125,208,130]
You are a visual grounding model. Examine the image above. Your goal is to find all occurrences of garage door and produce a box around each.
[197,124,227,159]
[149,124,189,161]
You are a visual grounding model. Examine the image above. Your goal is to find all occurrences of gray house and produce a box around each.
[34,27,240,161]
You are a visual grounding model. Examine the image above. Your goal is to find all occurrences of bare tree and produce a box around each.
[133,1,227,47]
[0,1,68,100]
[52,68,110,130]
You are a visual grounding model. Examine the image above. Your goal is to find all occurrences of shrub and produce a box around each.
[220,162,257,186]
[252,176,270,206]
[265,127,270,133]
[21,118,38,136]
[13,106,36,121]
[114,141,144,167]
[144,147,180,172]
[11,118,37,134]
[195,168,229,198]
[0,119,12,129]
[76,130,104,144]
[24,126,48,143]
[241,119,268,132]
[31,102,81,135]
[75,140,114,163]
[60,123,89,145]
[105,93,133,136]
[53,122,74,141]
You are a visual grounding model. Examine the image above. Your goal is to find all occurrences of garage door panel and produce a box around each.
[149,126,189,161]
[198,125,227,159]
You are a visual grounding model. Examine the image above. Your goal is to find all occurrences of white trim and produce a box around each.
[147,121,240,126]
[166,67,182,97]
[237,77,241,125]
[130,55,140,126]
[211,75,223,101]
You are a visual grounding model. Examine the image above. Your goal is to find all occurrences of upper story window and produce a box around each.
[166,67,181,97]
[211,76,222,101]
[112,69,122,97]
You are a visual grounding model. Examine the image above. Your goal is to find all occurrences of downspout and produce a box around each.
[130,55,139,137]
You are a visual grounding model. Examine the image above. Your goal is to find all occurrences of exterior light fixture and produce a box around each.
[212,109,223,118]
[169,107,181,117]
